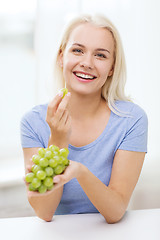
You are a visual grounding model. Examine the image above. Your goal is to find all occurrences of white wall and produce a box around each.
[0,1,37,159]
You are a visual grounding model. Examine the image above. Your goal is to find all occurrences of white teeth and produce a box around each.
[75,72,95,79]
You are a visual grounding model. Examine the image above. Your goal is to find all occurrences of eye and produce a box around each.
[95,53,107,59]
[72,48,83,54]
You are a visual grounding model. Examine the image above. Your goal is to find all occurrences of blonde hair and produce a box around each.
[54,14,132,116]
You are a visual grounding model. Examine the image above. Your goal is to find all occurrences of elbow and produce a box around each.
[35,209,54,222]
[104,210,126,224]
[104,194,128,224]
[38,215,53,222]
[28,197,54,222]
[105,215,123,224]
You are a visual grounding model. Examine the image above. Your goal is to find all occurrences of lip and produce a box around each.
[73,71,97,83]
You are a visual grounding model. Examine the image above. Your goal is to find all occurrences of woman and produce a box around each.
[20,15,148,223]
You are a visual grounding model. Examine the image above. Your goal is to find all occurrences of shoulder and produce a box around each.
[115,100,148,136]
[114,100,148,120]
[113,101,148,152]
[20,103,50,148]
[113,100,148,134]
[21,103,48,123]
[23,104,48,119]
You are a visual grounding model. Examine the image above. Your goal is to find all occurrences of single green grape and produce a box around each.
[38,148,46,157]
[25,172,35,183]
[31,177,41,188]
[43,177,53,187]
[60,88,68,98]
[36,170,46,180]
[28,183,37,191]
[59,148,69,158]
[31,164,42,174]
[57,156,63,164]
[52,150,59,156]
[45,167,54,176]
[44,150,53,159]
[38,184,47,194]
[54,155,61,163]
[39,158,49,167]
[61,157,69,166]
[32,155,41,164]
[65,160,70,166]
[54,165,65,175]
[47,184,54,191]
[49,145,59,154]
[49,158,58,168]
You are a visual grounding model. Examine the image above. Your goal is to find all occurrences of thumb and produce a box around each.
[53,175,61,183]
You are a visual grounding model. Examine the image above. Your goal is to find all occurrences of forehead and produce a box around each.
[67,23,114,52]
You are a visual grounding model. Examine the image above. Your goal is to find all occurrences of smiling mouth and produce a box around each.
[73,72,97,80]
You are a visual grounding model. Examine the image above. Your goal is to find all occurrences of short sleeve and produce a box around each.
[20,112,44,148]
[118,105,148,153]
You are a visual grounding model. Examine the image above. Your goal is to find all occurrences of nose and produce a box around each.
[80,53,94,70]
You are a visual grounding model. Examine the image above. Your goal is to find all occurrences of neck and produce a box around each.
[68,91,107,121]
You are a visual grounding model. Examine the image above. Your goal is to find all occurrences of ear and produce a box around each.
[108,68,113,77]
[58,50,63,68]
[108,64,114,77]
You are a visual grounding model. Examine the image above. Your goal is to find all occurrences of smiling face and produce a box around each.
[59,23,115,96]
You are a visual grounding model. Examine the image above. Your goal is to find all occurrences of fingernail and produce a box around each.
[53,176,60,183]
[58,91,63,97]
[66,92,71,96]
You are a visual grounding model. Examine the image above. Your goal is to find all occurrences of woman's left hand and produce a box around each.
[53,160,85,189]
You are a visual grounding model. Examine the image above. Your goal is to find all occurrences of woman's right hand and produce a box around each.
[46,91,72,149]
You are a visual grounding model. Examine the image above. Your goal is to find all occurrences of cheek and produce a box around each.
[98,60,114,77]
[63,62,74,78]
[63,54,78,71]
[98,64,110,79]
[62,57,77,82]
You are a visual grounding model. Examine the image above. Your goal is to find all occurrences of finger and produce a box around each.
[26,164,32,173]
[53,175,61,184]
[58,92,71,110]
[63,111,70,125]
[24,177,29,186]
[46,92,64,119]
[57,109,69,127]
[52,172,72,191]
[27,190,41,197]
[23,176,27,184]
[53,173,67,185]
[65,114,72,128]
[55,93,71,121]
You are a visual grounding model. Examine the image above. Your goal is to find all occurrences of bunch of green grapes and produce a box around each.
[25,145,69,194]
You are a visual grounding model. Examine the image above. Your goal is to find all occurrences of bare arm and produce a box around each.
[23,91,71,221]
[53,150,145,223]
[78,150,145,223]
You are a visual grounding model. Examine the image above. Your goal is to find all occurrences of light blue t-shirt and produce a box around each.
[20,100,148,215]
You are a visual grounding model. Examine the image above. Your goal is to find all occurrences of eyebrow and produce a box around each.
[72,43,110,54]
